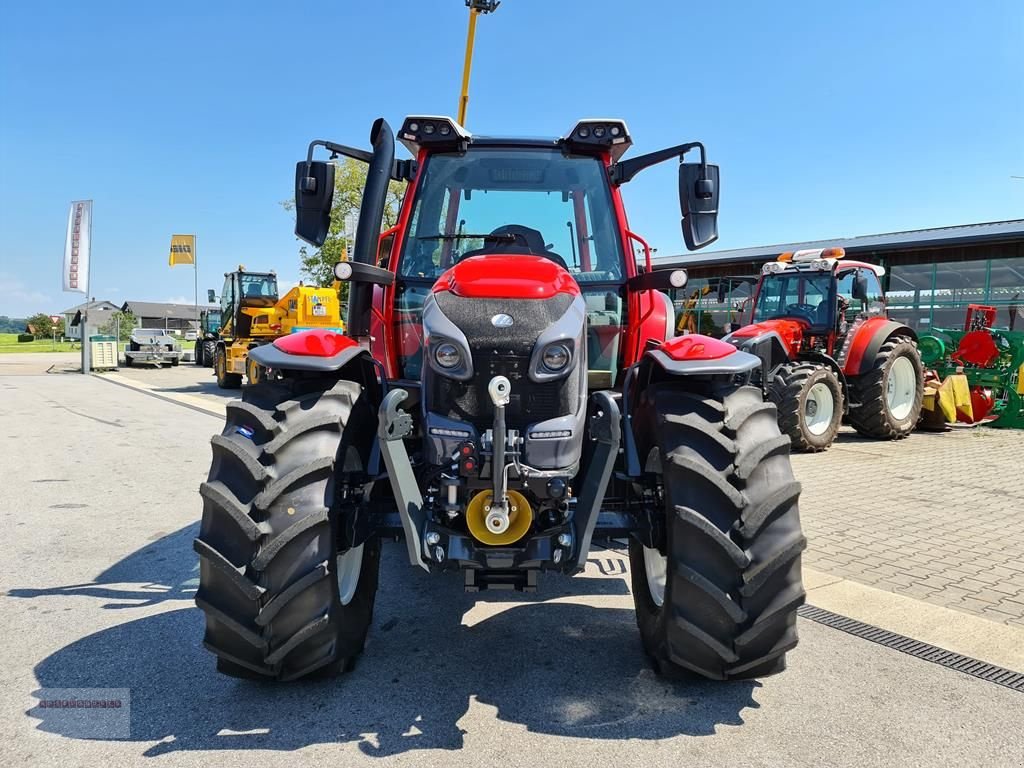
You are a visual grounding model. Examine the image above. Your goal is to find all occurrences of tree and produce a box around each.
[284,157,406,288]
[98,310,137,342]
[25,313,60,339]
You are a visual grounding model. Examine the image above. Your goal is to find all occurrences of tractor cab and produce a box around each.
[750,248,886,356]
[219,268,279,338]
[390,124,632,388]
[200,309,222,336]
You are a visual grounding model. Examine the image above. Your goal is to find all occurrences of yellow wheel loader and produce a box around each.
[213,267,345,388]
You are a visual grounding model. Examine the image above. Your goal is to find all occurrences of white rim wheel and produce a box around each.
[336,544,363,606]
[804,381,836,436]
[643,546,668,608]
[886,356,916,421]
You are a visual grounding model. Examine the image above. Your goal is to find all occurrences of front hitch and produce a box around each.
[484,375,512,535]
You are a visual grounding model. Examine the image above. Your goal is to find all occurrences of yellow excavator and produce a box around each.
[213,266,344,388]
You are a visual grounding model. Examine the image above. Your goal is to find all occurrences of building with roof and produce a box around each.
[60,300,120,339]
[122,301,219,335]
[654,219,1024,337]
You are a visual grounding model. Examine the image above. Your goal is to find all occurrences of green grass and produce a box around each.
[0,332,78,353]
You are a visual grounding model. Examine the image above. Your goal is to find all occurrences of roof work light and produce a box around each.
[561,119,633,161]
[399,116,470,155]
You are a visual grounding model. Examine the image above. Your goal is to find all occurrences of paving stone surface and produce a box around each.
[792,425,1024,625]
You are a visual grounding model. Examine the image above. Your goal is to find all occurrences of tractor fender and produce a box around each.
[622,335,759,478]
[842,319,917,376]
[645,333,761,377]
[249,329,370,374]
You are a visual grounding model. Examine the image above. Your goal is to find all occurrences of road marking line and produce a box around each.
[93,372,225,418]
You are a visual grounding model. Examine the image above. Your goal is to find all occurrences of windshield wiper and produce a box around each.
[418,233,518,242]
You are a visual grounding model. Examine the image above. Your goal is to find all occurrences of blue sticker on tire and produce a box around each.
[236,426,255,439]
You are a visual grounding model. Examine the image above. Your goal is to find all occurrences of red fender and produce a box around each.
[842,318,915,375]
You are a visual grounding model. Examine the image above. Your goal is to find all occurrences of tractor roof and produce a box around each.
[399,116,632,161]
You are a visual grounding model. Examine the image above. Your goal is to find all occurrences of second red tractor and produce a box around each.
[724,249,924,451]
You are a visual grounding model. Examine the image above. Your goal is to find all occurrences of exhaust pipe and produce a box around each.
[347,118,395,341]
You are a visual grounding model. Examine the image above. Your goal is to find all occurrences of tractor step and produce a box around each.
[464,568,538,592]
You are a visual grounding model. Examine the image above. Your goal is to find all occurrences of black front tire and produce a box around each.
[202,339,217,368]
[768,362,843,452]
[194,341,204,366]
[215,346,243,389]
[848,336,923,439]
[629,382,805,680]
[194,377,380,681]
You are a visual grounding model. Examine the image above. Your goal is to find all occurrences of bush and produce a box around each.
[17,334,34,343]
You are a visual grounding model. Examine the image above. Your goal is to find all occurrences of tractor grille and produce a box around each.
[426,290,581,434]
[434,350,575,433]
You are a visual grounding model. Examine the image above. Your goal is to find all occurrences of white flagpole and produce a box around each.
[194,235,199,338]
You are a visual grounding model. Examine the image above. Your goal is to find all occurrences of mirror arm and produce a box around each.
[609,141,706,185]
[306,140,417,182]
[306,139,373,164]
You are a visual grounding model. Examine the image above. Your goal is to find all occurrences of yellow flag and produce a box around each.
[169,234,196,266]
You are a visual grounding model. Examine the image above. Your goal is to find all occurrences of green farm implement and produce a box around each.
[918,304,1024,429]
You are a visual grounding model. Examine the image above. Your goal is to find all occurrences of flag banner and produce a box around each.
[169,234,196,266]
[63,200,92,294]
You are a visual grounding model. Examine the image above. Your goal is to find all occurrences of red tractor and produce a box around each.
[194,117,805,682]
[724,249,924,451]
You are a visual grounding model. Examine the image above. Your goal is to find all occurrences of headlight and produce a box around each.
[434,342,461,369]
[334,261,353,280]
[541,343,571,371]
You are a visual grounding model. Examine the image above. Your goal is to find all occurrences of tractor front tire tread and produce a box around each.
[768,362,843,452]
[847,336,923,439]
[194,378,379,681]
[630,383,805,681]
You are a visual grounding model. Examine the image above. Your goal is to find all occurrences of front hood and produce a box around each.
[432,255,579,300]
[729,318,807,355]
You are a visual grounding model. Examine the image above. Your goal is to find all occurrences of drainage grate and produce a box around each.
[798,604,1024,693]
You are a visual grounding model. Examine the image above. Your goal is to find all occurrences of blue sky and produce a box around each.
[0,0,1021,317]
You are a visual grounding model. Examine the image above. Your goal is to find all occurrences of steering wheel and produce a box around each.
[782,303,818,322]
[457,225,569,270]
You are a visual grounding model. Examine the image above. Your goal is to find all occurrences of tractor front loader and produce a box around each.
[194,116,806,683]
[724,249,924,452]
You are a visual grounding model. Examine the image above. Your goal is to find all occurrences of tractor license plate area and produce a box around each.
[312,304,327,316]
[421,520,576,589]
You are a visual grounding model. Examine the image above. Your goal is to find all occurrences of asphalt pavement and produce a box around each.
[1,366,1023,767]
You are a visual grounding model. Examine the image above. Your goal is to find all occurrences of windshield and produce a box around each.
[240,273,278,300]
[398,148,624,281]
[752,272,835,327]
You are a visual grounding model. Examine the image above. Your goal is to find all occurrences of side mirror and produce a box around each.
[853,274,869,302]
[294,160,336,247]
[679,162,719,251]
[207,289,216,303]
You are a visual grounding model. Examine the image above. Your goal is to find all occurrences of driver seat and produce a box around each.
[488,224,547,255]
